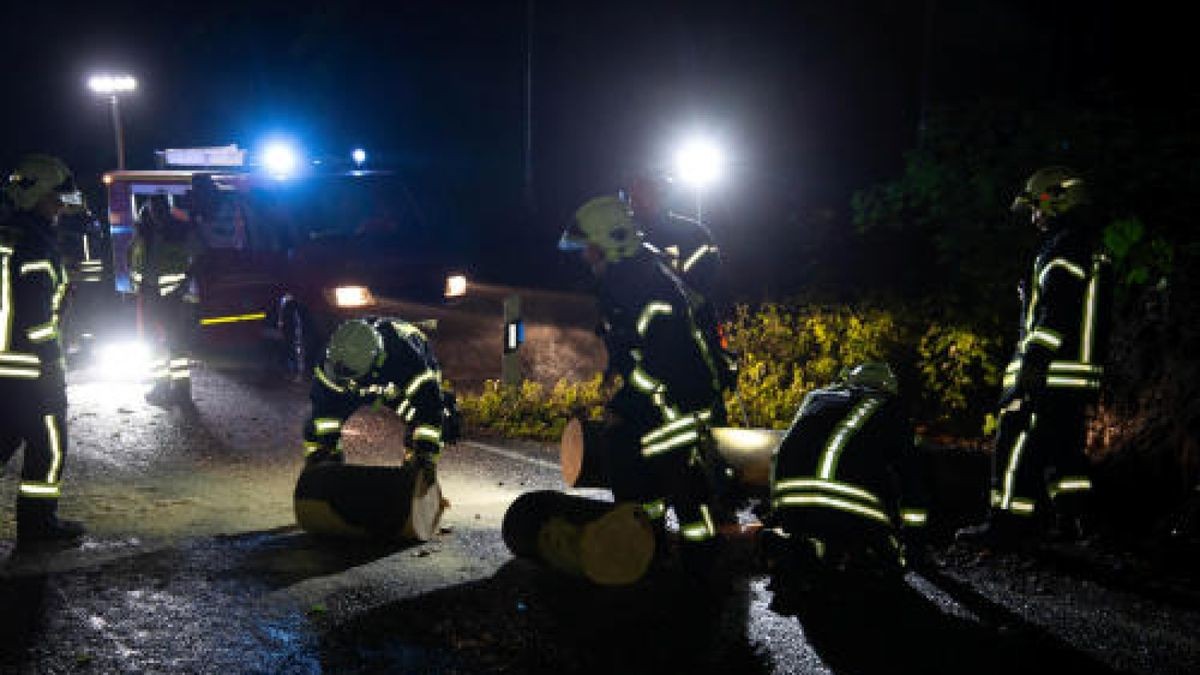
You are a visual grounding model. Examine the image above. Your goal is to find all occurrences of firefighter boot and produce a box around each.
[16,497,85,545]
[171,377,193,407]
[144,380,172,408]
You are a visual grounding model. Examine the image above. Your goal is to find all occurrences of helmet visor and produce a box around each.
[54,173,82,206]
[558,221,587,252]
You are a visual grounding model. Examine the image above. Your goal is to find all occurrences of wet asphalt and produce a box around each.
[2,365,1199,673]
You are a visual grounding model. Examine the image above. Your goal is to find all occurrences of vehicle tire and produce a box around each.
[283,305,313,383]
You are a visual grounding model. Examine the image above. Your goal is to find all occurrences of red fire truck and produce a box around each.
[101,145,469,379]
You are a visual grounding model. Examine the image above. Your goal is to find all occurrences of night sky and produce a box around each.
[0,1,1184,294]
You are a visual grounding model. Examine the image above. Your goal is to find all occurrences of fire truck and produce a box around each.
[100,144,469,380]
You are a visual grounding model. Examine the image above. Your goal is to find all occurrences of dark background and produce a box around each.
[0,1,1185,296]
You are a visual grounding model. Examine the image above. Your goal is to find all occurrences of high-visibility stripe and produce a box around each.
[1082,260,1100,362]
[404,369,439,398]
[642,500,666,520]
[629,367,659,393]
[1001,428,1031,510]
[1009,498,1036,515]
[1023,328,1062,351]
[900,509,928,526]
[681,245,718,274]
[636,301,674,336]
[200,312,266,326]
[395,399,412,418]
[773,478,882,506]
[1045,376,1100,389]
[641,414,700,445]
[1048,361,1103,374]
[1,251,12,351]
[642,430,700,457]
[19,260,58,283]
[19,482,60,498]
[314,367,346,393]
[817,398,883,480]
[1049,477,1092,497]
[303,441,324,456]
[680,504,716,542]
[45,414,62,483]
[1038,257,1086,287]
[0,366,41,379]
[0,352,40,364]
[313,418,342,435]
[772,493,892,525]
[413,425,443,444]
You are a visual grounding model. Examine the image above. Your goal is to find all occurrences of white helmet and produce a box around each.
[323,319,385,385]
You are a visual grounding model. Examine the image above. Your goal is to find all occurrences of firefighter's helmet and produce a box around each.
[1012,166,1089,220]
[559,195,642,262]
[3,154,82,213]
[324,319,385,385]
[840,362,899,396]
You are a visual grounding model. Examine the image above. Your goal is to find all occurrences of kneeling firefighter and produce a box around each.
[302,317,458,472]
[764,363,928,588]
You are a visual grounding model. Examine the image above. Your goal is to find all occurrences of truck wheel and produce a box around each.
[283,306,312,383]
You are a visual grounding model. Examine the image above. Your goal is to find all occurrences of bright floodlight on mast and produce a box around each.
[88,74,138,170]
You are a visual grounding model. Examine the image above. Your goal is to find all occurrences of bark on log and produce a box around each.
[560,416,785,493]
[502,490,656,586]
[294,463,446,541]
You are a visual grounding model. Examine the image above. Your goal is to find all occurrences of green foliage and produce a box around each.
[916,323,1001,429]
[1102,217,1174,289]
[459,374,608,441]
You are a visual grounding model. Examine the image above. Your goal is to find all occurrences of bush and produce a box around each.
[458,374,608,441]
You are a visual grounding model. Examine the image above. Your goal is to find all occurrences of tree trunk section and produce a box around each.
[294,463,446,541]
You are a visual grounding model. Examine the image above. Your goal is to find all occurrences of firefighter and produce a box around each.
[0,154,86,543]
[130,194,202,407]
[763,362,927,588]
[627,175,737,422]
[302,317,455,474]
[960,166,1111,547]
[559,195,725,576]
[57,206,108,360]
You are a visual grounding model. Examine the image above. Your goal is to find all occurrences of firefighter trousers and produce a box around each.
[990,392,1092,521]
[0,380,69,518]
[144,294,193,395]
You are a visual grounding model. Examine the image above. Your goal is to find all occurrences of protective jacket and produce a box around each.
[129,218,202,299]
[0,212,71,503]
[771,384,927,539]
[303,318,449,463]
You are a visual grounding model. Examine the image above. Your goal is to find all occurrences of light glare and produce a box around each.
[674,139,724,187]
[88,74,137,94]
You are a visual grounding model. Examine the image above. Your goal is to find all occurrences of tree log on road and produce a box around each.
[294,463,446,541]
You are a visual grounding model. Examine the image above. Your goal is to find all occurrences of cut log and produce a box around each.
[294,463,446,541]
[559,416,610,488]
[560,417,785,493]
[502,490,655,586]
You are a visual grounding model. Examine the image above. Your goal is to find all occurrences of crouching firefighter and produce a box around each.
[302,318,457,474]
[130,194,203,407]
[763,363,927,594]
[0,154,87,543]
[560,195,727,576]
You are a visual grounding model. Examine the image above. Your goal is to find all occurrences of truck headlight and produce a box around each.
[445,274,468,298]
[331,285,376,308]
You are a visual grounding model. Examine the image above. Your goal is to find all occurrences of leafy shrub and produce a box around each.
[458,374,608,441]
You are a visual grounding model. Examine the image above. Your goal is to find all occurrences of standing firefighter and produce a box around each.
[130,194,202,406]
[0,154,86,543]
[961,166,1111,547]
[764,363,927,587]
[302,317,454,473]
[560,195,725,575]
[628,175,737,421]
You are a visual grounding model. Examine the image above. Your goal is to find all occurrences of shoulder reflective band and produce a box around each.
[642,499,667,520]
[1,250,12,350]
[680,504,716,542]
[1038,257,1086,288]
[391,321,426,340]
[413,424,443,444]
[773,478,882,506]
[313,367,346,393]
[817,398,883,480]
[900,509,928,526]
[404,369,439,398]
[1022,328,1062,351]
[681,244,719,274]
[19,482,61,498]
[200,312,267,326]
[636,301,674,336]
[313,418,342,435]
[1049,476,1092,498]
[19,260,59,284]
[772,493,891,525]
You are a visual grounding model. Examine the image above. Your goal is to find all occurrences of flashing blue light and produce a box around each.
[262,142,299,178]
[352,148,367,166]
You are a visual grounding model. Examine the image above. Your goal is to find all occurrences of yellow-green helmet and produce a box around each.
[1011,166,1089,219]
[323,319,385,385]
[3,154,82,212]
[840,362,899,395]
[559,195,643,262]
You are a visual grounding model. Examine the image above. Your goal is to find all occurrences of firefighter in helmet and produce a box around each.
[960,166,1112,548]
[560,195,726,576]
[129,194,203,407]
[302,317,457,474]
[0,154,87,543]
[763,362,928,600]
